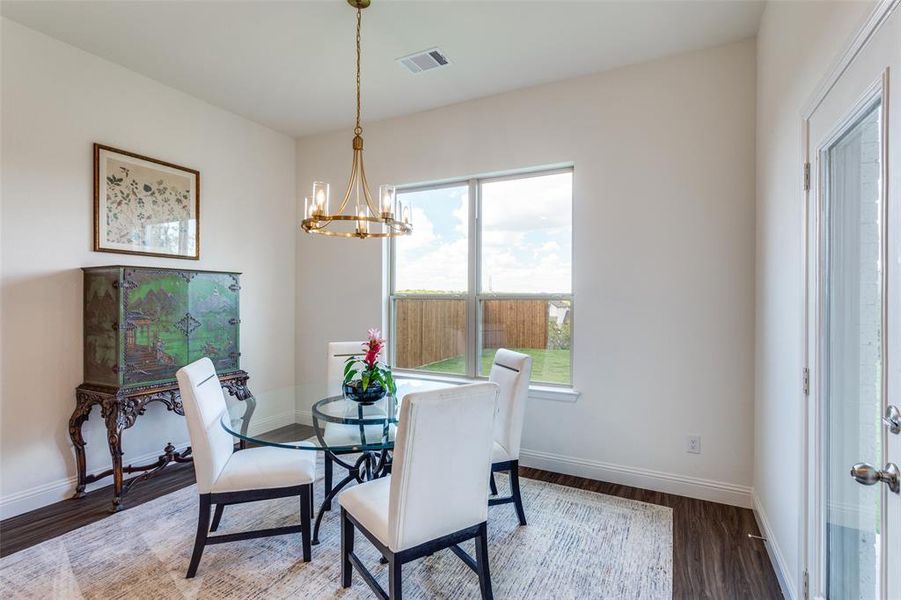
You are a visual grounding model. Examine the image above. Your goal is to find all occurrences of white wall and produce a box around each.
[296,39,757,506]
[0,19,297,518]
[754,1,875,596]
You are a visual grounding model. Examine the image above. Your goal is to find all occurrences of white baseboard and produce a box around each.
[289,413,753,508]
[0,442,190,520]
[245,410,296,436]
[295,408,314,427]
[752,490,795,600]
[518,448,753,508]
[1,412,752,522]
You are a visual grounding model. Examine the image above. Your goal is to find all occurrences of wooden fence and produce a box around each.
[482,300,548,350]
[395,298,548,368]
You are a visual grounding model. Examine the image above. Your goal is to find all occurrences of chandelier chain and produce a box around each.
[354,6,362,136]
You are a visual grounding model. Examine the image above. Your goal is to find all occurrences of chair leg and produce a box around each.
[209,503,225,532]
[510,461,527,526]
[300,485,312,562]
[489,472,498,496]
[474,523,494,600]
[186,495,211,578]
[340,508,354,588]
[324,454,334,510]
[388,558,402,600]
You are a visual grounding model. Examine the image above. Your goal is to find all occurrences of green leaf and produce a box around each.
[384,370,396,394]
[343,360,357,377]
[361,372,370,391]
[343,368,358,384]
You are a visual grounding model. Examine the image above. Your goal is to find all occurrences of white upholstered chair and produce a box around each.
[487,349,532,526]
[339,382,499,600]
[321,341,368,509]
[176,358,317,578]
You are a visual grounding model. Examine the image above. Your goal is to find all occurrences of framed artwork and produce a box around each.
[94,143,200,260]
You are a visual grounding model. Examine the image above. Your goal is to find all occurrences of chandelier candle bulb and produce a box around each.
[379,184,395,218]
[312,181,329,216]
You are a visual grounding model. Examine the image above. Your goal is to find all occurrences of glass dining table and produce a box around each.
[221,378,452,544]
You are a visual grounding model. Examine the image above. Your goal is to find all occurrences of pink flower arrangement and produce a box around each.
[343,328,396,395]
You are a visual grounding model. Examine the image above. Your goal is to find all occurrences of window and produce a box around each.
[389,168,573,385]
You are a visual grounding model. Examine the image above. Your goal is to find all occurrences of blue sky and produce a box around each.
[395,172,572,294]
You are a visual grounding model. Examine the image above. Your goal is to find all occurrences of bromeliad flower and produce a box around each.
[344,327,396,394]
[362,329,385,369]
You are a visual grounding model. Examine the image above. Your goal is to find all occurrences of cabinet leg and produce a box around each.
[104,403,125,512]
[69,392,97,499]
[70,422,88,499]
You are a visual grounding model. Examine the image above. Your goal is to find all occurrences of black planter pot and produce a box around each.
[343,381,387,404]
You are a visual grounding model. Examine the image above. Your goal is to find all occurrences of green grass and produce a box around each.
[417,348,571,385]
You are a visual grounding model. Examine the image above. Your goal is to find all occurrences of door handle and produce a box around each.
[850,462,900,494]
[884,405,901,434]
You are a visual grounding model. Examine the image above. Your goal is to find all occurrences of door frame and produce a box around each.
[803,70,889,600]
[800,3,899,598]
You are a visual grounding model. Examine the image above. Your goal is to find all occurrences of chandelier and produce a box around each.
[300,0,412,239]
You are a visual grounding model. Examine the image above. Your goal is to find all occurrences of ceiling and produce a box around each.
[1,1,764,138]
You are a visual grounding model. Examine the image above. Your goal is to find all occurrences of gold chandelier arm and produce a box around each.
[336,148,360,215]
[358,156,379,216]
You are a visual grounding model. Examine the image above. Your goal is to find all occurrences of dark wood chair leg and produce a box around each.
[300,485,312,562]
[186,495,212,578]
[210,503,225,532]
[324,454,334,511]
[489,472,498,496]
[474,523,494,600]
[389,558,402,600]
[509,461,526,526]
[341,508,354,588]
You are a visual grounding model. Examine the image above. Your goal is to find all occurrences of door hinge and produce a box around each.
[803,569,810,599]
[803,368,810,396]
[803,162,811,192]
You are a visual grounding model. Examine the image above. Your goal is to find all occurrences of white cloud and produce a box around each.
[396,172,572,294]
[481,173,572,233]
[396,237,468,292]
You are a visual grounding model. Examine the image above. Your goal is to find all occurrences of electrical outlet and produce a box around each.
[686,435,701,454]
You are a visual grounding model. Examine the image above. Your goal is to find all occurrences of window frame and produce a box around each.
[387,166,574,388]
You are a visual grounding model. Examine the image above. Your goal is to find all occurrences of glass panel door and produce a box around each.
[821,99,883,600]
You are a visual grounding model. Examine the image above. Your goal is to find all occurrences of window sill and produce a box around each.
[395,371,581,403]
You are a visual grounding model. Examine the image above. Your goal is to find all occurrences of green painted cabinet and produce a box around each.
[83,266,241,388]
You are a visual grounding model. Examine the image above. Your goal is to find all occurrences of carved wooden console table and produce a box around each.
[71,265,250,511]
[70,372,253,511]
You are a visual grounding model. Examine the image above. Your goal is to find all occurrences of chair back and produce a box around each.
[488,349,532,461]
[176,358,234,494]
[327,341,366,396]
[388,382,498,551]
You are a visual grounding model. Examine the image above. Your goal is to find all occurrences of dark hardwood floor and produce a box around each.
[0,424,781,598]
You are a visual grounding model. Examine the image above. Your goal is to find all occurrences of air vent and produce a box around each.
[397,48,450,74]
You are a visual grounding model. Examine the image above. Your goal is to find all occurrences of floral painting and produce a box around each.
[94,144,199,259]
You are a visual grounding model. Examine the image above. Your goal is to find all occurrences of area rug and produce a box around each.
[0,466,672,599]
